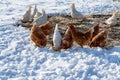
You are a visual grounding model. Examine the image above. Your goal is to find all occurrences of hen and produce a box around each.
[103,12,117,26]
[70,3,87,21]
[30,24,47,47]
[31,4,41,21]
[61,27,73,49]
[21,5,32,23]
[67,23,94,47]
[89,30,108,47]
[53,24,62,50]
[33,8,47,27]
[34,9,41,20]
[39,21,53,36]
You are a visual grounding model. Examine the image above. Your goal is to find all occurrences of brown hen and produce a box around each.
[67,23,94,47]
[61,27,73,49]
[89,30,108,47]
[30,24,47,47]
[39,21,53,36]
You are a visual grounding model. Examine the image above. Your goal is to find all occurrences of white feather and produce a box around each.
[53,24,62,48]
[70,3,83,19]
[33,9,47,26]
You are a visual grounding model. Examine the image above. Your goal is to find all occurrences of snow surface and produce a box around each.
[0,0,120,80]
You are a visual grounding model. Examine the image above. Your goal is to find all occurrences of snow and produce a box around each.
[0,0,120,80]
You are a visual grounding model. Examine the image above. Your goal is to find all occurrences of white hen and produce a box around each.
[104,12,118,26]
[33,8,47,27]
[31,4,37,20]
[53,24,62,50]
[34,9,41,20]
[22,5,32,23]
[70,3,84,19]
[31,4,41,21]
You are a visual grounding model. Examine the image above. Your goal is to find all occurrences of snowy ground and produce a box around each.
[0,0,120,80]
